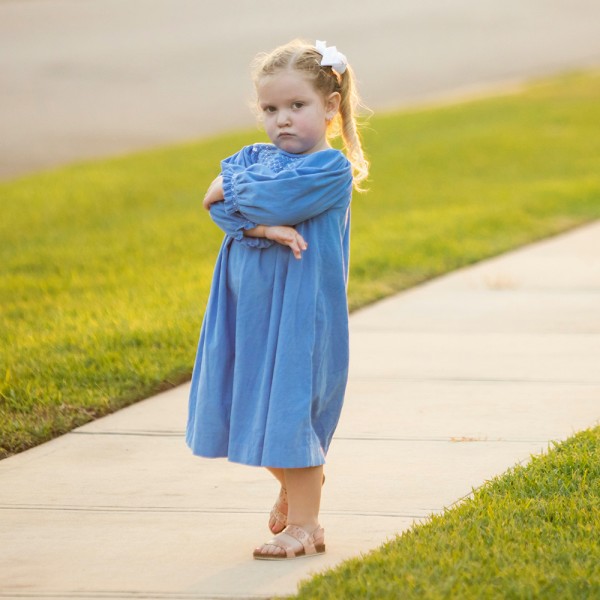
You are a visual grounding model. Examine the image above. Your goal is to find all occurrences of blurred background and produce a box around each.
[1,0,600,179]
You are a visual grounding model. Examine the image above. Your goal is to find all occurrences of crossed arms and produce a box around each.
[203,148,352,260]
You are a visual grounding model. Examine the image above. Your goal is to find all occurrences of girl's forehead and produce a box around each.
[257,70,317,99]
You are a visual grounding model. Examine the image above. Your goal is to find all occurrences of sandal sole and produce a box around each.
[253,544,326,561]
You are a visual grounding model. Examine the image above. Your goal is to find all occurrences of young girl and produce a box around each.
[186,39,368,560]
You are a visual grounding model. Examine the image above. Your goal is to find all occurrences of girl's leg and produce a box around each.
[285,466,323,531]
[266,467,286,487]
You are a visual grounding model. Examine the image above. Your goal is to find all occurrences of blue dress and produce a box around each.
[186,143,353,468]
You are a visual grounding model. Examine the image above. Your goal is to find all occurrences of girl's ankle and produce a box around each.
[287,521,320,533]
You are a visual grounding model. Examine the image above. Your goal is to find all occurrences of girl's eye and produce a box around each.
[292,102,304,109]
[263,106,276,114]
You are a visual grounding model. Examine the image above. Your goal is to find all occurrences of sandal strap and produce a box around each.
[281,524,323,555]
[255,525,325,559]
[269,486,288,532]
[284,525,311,546]
[262,531,302,558]
[270,506,287,526]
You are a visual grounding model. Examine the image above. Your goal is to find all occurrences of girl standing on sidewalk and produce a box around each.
[186,39,368,560]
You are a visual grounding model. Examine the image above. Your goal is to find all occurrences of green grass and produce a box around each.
[292,425,600,599]
[1,70,600,457]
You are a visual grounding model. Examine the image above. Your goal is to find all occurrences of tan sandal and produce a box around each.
[268,487,288,534]
[253,524,326,560]
[268,475,325,534]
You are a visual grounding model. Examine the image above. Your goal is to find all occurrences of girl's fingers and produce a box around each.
[203,188,215,210]
[203,176,224,210]
[287,237,300,259]
[265,227,307,258]
[290,234,307,259]
[294,233,307,250]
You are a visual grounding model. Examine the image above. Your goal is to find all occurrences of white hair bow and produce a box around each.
[315,40,347,75]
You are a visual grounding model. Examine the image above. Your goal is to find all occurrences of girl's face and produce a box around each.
[257,70,340,155]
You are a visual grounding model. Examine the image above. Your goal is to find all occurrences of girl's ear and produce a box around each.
[325,92,341,120]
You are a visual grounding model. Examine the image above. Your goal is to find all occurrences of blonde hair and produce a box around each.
[252,39,369,190]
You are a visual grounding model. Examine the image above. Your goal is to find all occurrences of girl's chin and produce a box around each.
[274,139,305,154]
[273,138,319,155]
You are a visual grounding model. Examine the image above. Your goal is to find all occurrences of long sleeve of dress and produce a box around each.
[209,202,273,249]
[221,149,353,227]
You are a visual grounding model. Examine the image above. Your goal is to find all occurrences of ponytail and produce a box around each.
[336,64,369,190]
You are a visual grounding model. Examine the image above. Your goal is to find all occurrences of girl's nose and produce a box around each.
[276,110,291,127]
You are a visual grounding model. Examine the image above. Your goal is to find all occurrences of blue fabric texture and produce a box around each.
[186,143,353,468]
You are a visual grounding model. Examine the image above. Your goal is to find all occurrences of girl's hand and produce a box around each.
[264,226,308,260]
[203,176,224,210]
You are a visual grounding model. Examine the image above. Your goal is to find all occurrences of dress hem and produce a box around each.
[186,446,326,469]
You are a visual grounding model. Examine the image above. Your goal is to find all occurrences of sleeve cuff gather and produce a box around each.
[232,219,273,249]
[221,168,241,215]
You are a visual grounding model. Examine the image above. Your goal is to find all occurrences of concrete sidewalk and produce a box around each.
[1,221,599,599]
